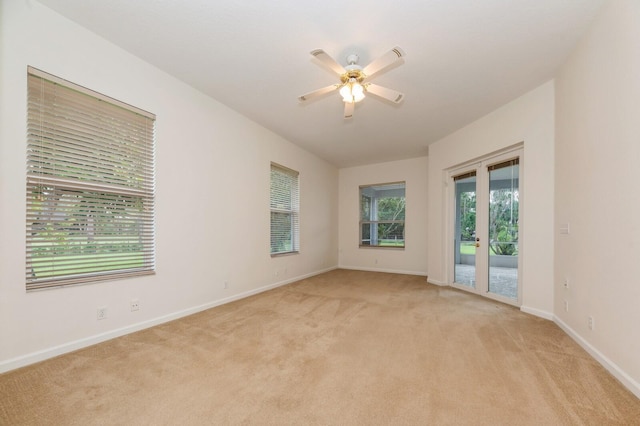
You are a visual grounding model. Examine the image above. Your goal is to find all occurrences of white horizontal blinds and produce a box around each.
[270,163,300,255]
[26,67,156,290]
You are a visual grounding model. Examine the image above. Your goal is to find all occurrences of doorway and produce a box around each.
[450,148,522,305]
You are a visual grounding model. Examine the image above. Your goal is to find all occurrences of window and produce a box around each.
[360,182,405,248]
[270,163,299,255]
[26,67,155,290]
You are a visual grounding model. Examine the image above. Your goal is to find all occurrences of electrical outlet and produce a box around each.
[224,281,229,289]
[97,307,107,320]
[564,300,569,312]
[588,316,594,330]
[130,299,140,312]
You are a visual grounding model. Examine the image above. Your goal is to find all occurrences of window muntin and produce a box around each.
[359,182,405,248]
[270,163,299,255]
[26,67,155,290]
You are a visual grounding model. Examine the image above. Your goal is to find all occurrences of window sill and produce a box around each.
[359,245,405,250]
[271,251,300,258]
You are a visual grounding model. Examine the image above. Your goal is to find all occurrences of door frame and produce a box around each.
[445,145,524,307]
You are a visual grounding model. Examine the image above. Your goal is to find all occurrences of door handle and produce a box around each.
[475,237,480,248]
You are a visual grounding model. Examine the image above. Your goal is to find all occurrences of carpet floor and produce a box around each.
[1,269,639,425]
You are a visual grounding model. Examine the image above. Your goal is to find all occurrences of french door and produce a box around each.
[450,149,522,305]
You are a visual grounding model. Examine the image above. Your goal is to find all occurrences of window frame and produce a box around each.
[359,181,406,249]
[270,162,300,256]
[25,66,156,290]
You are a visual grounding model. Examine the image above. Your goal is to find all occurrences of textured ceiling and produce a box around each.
[37,0,606,167]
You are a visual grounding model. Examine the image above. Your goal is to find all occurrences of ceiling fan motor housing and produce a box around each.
[341,67,365,84]
[341,53,365,83]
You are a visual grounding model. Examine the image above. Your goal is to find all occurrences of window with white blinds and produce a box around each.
[270,163,299,255]
[26,67,156,290]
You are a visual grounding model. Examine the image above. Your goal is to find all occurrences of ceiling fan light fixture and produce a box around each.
[339,84,351,101]
[340,78,365,103]
[352,82,365,102]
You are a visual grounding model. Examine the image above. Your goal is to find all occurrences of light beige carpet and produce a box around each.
[1,269,639,425]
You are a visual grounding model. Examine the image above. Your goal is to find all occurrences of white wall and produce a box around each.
[0,0,338,371]
[555,0,640,395]
[427,82,555,318]
[338,157,428,275]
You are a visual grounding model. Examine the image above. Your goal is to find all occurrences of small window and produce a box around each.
[360,182,405,248]
[270,163,299,255]
[26,67,156,290]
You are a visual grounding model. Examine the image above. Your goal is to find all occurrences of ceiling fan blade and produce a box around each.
[344,101,354,119]
[310,49,346,75]
[365,84,405,104]
[298,84,339,102]
[362,46,406,78]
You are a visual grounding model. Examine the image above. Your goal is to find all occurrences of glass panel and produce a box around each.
[28,186,150,280]
[488,160,519,299]
[360,223,405,247]
[270,211,292,254]
[270,169,293,210]
[360,222,372,246]
[377,197,405,221]
[454,174,476,287]
[360,195,371,221]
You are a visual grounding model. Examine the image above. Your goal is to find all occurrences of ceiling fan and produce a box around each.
[298,47,406,119]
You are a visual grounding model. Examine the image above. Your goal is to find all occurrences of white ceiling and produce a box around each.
[37,0,605,168]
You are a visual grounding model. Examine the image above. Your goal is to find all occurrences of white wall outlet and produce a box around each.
[97,307,107,320]
[588,316,595,330]
[130,299,140,311]
[564,300,569,312]
[224,281,229,289]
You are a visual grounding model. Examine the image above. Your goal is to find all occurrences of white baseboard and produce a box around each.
[0,266,337,374]
[554,316,640,399]
[338,265,428,277]
[520,305,554,320]
[427,278,447,286]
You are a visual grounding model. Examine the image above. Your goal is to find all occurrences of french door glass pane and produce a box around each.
[487,160,519,299]
[454,174,476,288]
